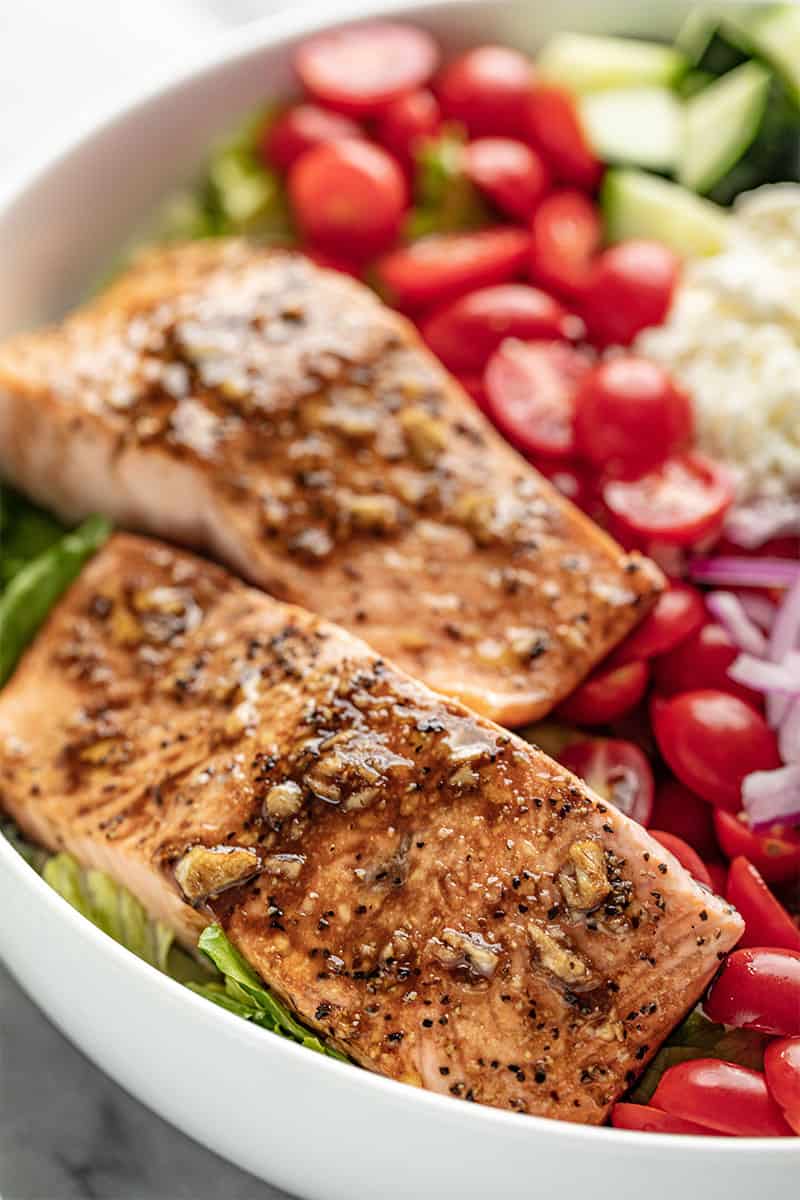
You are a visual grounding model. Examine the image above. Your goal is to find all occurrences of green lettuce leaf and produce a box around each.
[405,128,490,240]
[629,1008,766,1103]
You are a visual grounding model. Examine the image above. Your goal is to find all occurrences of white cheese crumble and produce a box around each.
[637,185,800,502]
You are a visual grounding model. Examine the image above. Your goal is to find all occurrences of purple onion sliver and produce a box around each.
[707,591,767,656]
[736,592,776,633]
[728,653,800,696]
[724,497,800,550]
[779,697,800,765]
[743,764,800,830]
[689,556,800,589]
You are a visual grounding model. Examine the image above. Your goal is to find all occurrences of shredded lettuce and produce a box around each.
[629,1008,766,1103]
[405,128,490,240]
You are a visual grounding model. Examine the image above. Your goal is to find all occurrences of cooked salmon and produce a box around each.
[0,534,741,1124]
[0,241,663,726]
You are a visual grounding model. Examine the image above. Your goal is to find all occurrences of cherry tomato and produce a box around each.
[295,23,440,116]
[376,227,531,311]
[374,89,441,168]
[557,660,649,726]
[456,373,490,414]
[304,247,363,277]
[573,356,693,475]
[484,339,591,458]
[603,453,734,548]
[652,690,781,811]
[705,948,800,1037]
[436,45,533,137]
[534,460,594,512]
[525,85,603,191]
[652,1060,794,1137]
[529,189,602,300]
[581,240,680,347]
[648,830,714,888]
[263,104,363,171]
[653,621,764,709]
[714,810,800,885]
[706,859,729,895]
[464,138,551,222]
[421,284,573,374]
[612,583,705,667]
[559,738,654,825]
[765,1039,800,1134]
[726,857,800,953]
[288,139,406,258]
[650,779,718,859]
[610,1103,718,1136]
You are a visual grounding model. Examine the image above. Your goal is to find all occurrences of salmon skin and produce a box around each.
[0,241,663,726]
[0,534,741,1124]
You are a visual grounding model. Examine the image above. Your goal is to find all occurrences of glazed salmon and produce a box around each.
[0,534,741,1124]
[0,241,663,726]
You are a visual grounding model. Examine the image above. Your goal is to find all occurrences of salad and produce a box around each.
[2,3,800,1139]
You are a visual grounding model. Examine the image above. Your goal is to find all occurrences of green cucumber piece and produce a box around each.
[732,3,800,104]
[536,33,688,92]
[680,61,771,193]
[602,168,730,256]
[580,86,683,172]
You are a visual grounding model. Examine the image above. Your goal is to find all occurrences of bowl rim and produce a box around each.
[1,0,797,1158]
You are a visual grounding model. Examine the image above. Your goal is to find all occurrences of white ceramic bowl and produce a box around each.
[1,2,798,1196]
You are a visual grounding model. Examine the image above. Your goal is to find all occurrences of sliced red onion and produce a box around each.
[724,496,800,550]
[706,591,768,655]
[779,697,800,765]
[728,652,800,696]
[742,764,800,830]
[736,592,776,633]
[689,556,800,589]
[767,577,800,726]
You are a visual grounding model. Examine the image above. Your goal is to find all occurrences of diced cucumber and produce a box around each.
[675,8,718,63]
[680,61,771,193]
[580,87,683,172]
[536,33,688,92]
[602,168,730,256]
[733,3,800,104]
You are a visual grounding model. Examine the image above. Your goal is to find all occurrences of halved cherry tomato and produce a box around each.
[573,356,693,476]
[610,1103,719,1136]
[652,1060,794,1137]
[714,810,800,885]
[464,138,551,222]
[705,948,800,1037]
[456,373,490,414]
[581,240,680,347]
[648,830,714,888]
[652,690,781,811]
[706,859,729,895]
[263,104,363,171]
[376,227,531,311]
[612,583,705,667]
[436,45,533,137]
[559,738,654,825]
[650,779,718,859]
[525,85,603,191]
[484,339,591,458]
[765,1039,800,1134]
[529,189,602,300]
[603,453,734,548]
[288,139,406,258]
[295,23,440,116]
[374,89,441,168]
[726,857,800,952]
[653,622,764,709]
[421,284,573,374]
[534,460,594,512]
[557,660,649,726]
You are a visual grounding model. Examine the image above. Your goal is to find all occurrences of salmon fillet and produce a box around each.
[0,241,663,726]
[0,534,741,1124]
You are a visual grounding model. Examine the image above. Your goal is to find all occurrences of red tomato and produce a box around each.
[652,690,781,811]
[295,23,440,116]
[650,779,718,859]
[726,857,800,952]
[603,453,734,548]
[559,738,654,825]
[714,810,800,885]
[648,830,714,888]
[374,89,441,168]
[376,227,531,311]
[464,138,551,221]
[529,189,602,300]
[765,1039,800,1134]
[456,373,490,414]
[534,461,594,512]
[573,356,693,475]
[653,621,764,709]
[706,859,729,895]
[303,247,363,277]
[436,45,533,137]
[484,339,591,458]
[705,948,800,1037]
[610,1103,718,1136]
[557,660,649,726]
[612,583,705,667]
[652,1060,794,1137]
[421,284,573,374]
[526,85,603,191]
[263,104,363,171]
[288,139,406,258]
[581,240,680,347]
